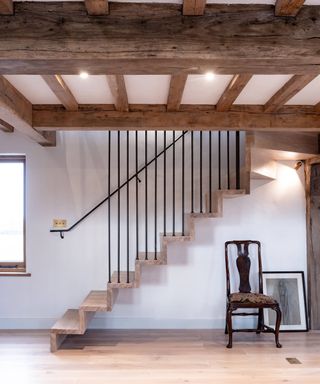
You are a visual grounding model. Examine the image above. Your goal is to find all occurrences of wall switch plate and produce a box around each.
[53,219,67,228]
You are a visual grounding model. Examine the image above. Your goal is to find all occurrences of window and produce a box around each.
[0,155,26,272]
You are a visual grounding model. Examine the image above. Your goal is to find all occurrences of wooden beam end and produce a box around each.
[0,0,13,15]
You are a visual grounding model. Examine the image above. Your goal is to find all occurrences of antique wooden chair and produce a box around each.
[225,240,282,348]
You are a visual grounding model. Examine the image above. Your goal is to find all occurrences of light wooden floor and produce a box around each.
[0,330,320,383]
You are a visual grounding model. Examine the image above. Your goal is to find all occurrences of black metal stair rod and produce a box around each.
[172,131,176,236]
[218,131,221,190]
[135,131,139,260]
[145,131,148,259]
[126,131,130,283]
[182,131,185,235]
[236,131,240,190]
[227,131,230,189]
[200,131,203,213]
[117,131,121,283]
[108,131,111,283]
[209,131,212,213]
[50,131,188,238]
[154,131,158,259]
[191,131,194,213]
[163,131,167,237]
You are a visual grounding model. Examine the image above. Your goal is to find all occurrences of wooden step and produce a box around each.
[108,271,136,288]
[190,212,219,219]
[80,290,111,312]
[161,233,192,242]
[51,309,81,335]
[137,252,166,264]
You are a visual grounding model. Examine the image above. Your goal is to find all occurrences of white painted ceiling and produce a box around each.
[4,74,320,106]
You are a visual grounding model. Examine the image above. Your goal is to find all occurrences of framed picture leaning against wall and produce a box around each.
[262,271,308,332]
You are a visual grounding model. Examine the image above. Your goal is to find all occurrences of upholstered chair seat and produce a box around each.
[229,292,277,305]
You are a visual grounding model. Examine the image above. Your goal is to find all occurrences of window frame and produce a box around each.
[0,155,26,273]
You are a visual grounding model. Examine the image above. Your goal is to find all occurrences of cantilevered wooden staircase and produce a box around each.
[50,131,250,352]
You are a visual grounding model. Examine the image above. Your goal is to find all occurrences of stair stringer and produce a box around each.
[50,188,248,352]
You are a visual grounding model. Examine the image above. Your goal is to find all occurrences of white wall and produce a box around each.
[0,130,306,329]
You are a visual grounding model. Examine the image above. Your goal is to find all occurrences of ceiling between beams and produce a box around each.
[5,74,320,106]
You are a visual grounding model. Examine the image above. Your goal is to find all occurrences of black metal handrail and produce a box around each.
[50,131,188,239]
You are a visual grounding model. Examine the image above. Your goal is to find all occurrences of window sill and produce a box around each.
[0,272,31,277]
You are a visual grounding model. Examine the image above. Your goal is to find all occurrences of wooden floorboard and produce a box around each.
[0,330,320,383]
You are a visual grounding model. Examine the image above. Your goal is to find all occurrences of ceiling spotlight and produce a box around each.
[79,71,89,79]
[294,160,303,171]
[205,71,215,81]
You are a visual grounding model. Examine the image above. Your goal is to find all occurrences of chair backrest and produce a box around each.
[225,240,262,297]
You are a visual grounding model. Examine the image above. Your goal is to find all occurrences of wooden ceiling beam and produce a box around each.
[275,0,305,17]
[183,0,206,15]
[0,76,55,146]
[264,75,317,113]
[0,118,13,133]
[42,75,78,111]
[314,101,320,113]
[216,74,252,112]
[85,0,108,15]
[32,105,320,132]
[0,0,13,15]
[106,75,129,112]
[167,74,188,112]
[1,3,320,74]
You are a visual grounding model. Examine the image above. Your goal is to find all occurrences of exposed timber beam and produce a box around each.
[32,105,320,132]
[0,76,55,146]
[0,118,13,133]
[216,74,252,112]
[0,0,13,15]
[264,75,317,113]
[314,101,320,113]
[167,74,188,112]
[1,3,320,74]
[253,132,319,155]
[85,0,109,15]
[275,0,305,17]
[42,75,78,111]
[106,75,129,112]
[183,0,206,15]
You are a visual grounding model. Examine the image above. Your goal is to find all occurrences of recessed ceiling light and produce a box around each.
[79,71,89,79]
[205,71,215,81]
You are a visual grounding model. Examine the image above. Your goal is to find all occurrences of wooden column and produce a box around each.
[305,157,320,329]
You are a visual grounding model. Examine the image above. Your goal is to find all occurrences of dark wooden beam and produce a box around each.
[275,0,305,17]
[85,0,108,15]
[254,132,319,155]
[305,158,320,329]
[216,74,252,112]
[0,76,55,146]
[32,105,320,132]
[314,101,320,114]
[0,118,13,133]
[167,74,188,112]
[0,0,13,15]
[264,75,317,113]
[183,0,206,16]
[42,75,78,111]
[1,3,320,74]
[106,75,129,112]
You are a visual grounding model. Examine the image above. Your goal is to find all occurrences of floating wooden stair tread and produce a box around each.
[161,233,191,241]
[80,290,110,312]
[108,271,136,288]
[137,253,166,264]
[190,212,219,219]
[51,309,81,334]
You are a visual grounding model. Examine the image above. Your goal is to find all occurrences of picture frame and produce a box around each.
[262,271,308,332]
